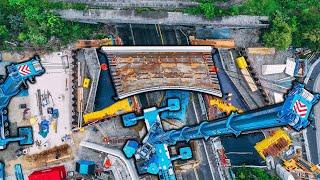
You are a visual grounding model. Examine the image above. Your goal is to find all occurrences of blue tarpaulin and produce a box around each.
[94,52,116,111]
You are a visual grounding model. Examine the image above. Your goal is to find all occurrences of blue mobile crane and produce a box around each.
[0,56,45,150]
[122,83,320,180]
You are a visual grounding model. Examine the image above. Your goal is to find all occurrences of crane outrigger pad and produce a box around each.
[18,127,33,145]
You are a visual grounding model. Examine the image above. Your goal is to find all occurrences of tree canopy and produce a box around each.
[0,0,100,50]
[263,13,292,50]
[186,0,320,51]
[233,167,280,180]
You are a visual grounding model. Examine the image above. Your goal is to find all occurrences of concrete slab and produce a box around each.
[22,51,73,155]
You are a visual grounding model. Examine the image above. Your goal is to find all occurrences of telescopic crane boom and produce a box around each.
[122,83,320,180]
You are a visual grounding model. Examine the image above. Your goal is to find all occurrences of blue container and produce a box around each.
[76,160,96,175]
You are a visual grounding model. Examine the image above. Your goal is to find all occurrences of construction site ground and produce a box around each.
[81,118,140,147]
[3,51,75,178]
[0,20,308,179]
[71,118,140,179]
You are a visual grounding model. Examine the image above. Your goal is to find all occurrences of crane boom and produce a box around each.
[0,56,44,108]
[153,104,282,145]
[122,83,320,180]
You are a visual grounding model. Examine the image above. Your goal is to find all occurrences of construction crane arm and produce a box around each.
[122,83,320,180]
[0,56,45,110]
[0,56,45,149]
[144,83,319,146]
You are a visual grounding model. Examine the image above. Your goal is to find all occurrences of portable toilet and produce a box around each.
[123,140,139,158]
[76,160,95,175]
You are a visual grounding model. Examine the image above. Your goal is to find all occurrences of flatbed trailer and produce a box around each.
[235,56,258,92]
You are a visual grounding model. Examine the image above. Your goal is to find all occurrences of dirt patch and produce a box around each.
[24,144,73,169]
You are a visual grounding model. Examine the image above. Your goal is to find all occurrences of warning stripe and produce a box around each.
[18,65,30,76]
[293,100,308,118]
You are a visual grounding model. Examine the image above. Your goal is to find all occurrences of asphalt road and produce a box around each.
[177,170,197,180]
[189,93,222,180]
[305,56,320,164]
[139,91,221,180]
[116,24,189,46]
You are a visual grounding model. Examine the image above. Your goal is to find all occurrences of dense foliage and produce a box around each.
[263,13,292,50]
[233,167,280,180]
[186,0,320,51]
[0,0,102,50]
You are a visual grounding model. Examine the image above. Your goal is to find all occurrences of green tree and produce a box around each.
[303,29,320,43]
[302,29,320,50]
[263,13,292,50]
[233,167,280,180]
[238,172,246,179]
[8,0,26,7]
[185,0,320,51]
[7,14,25,36]
[17,32,27,41]
[23,7,42,21]
[200,2,216,19]
[28,31,48,45]
[0,0,108,49]
[0,25,9,39]
[184,0,219,19]
[46,13,64,36]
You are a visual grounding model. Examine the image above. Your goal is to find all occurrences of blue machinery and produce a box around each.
[122,83,320,180]
[0,56,45,150]
[14,164,24,180]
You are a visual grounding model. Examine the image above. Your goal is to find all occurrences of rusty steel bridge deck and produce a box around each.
[102,46,222,99]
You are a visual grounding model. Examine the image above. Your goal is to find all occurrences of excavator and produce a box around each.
[122,83,319,180]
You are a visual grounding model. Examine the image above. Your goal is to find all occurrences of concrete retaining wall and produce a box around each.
[57,9,269,27]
